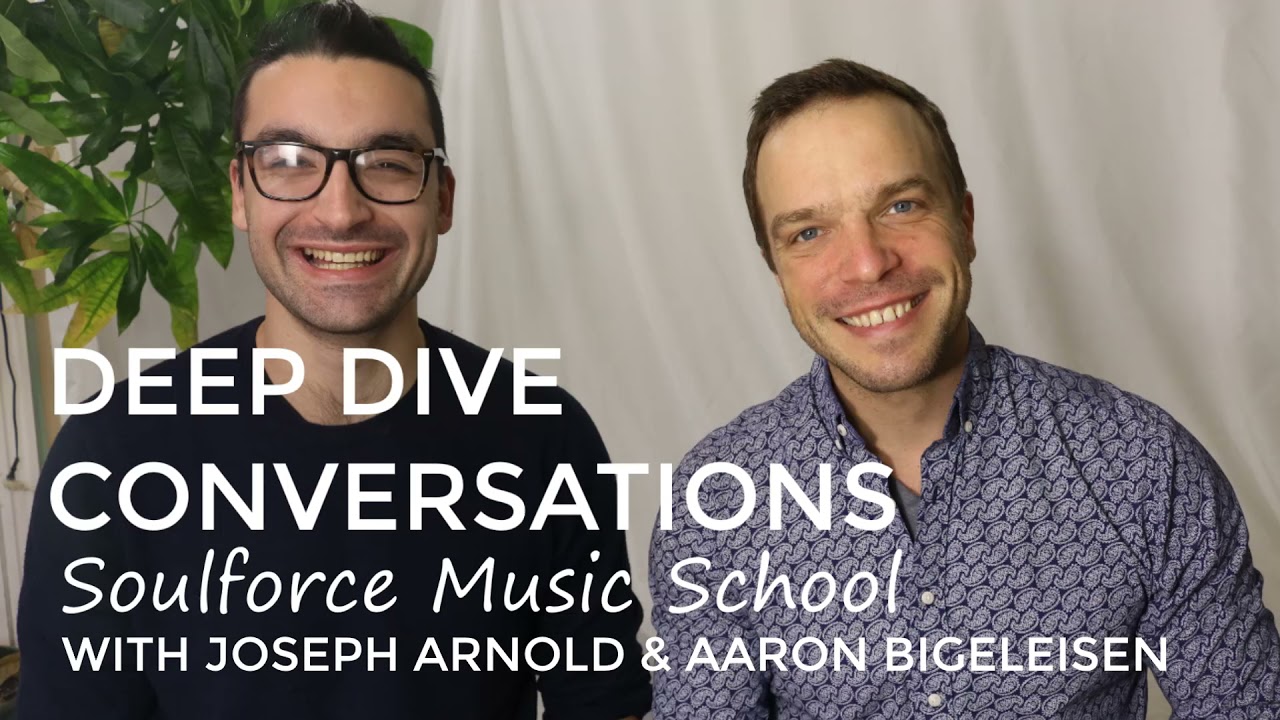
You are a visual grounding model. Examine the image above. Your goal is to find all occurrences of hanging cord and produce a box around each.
[0,271,16,485]
[3,149,27,482]
[0,284,19,646]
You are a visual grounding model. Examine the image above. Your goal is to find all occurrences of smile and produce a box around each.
[301,248,388,271]
[839,295,923,328]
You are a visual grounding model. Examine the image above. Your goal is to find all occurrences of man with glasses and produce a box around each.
[17,2,651,718]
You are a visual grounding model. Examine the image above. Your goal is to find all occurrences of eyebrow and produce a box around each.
[248,126,429,149]
[769,203,840,243]
[767,174,941,242]
[875,175,939,205]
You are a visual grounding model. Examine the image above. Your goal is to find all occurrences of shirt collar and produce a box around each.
[808,320,992,451]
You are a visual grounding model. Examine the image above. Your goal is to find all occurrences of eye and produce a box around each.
[888,200,916,215]
[794,227,822,243]
[372,161,414,174]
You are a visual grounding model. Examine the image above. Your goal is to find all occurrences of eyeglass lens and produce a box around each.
[251,144,428,202]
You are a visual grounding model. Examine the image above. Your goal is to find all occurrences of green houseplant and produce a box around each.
[0,0,433,348]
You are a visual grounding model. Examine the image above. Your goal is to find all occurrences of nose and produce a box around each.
[832,219,901,285]
[311,160,374,230]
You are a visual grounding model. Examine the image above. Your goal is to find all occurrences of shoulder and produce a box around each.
[988,345,1180,433]
[984,345,1204,474]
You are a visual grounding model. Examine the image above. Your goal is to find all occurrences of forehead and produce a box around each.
[756,95,946,213]
[242,55,434,146]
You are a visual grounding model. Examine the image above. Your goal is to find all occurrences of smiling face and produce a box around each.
[757,94,975,395]
[231,55,454,336]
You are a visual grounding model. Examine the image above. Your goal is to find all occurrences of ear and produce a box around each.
[435,166,456,234]
[230,156,248,232]
[960,191,976,262]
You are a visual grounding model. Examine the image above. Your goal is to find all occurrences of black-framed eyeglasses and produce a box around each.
[235,141,449,204]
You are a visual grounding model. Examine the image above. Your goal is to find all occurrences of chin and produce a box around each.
[843,364,935,394]
[828,337,946,394]
[287,300,404,336]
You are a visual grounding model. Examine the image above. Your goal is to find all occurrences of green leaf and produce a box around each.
[26,213,72,229]
[127,126,153,178]
[110,6,179,80]
[120,79,165,126]
[0,90,68,146]
[195,187,233,268]
[91,231,131,253]
[33,42,92,97]
[117,237,146,331]
[0,0,33,26]
[184,14,230,139]
[36,221,115,252]
[0,13,61,82]
[141,223,198,347]
[0,75,27,96]
[168,229,200,348]
[169,301,198,348]
[153,118,232,265]
[79,113,126,166]
[21,230,126,272]
[28,249,93,312]
[84,0,158,32]
[49,0,110,70]
[19,99,108,138]
[139,223,177,295]
[18,249,67,272]
[123,175,138,212]
[38,220,116,283]
[0,144,126,222]
[91,167,127,217]
[0,203,39,313]
[263,0,293,18]
[382,18,433,70]
[62,254,129,347]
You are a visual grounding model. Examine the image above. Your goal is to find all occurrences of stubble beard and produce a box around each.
[788,262,972,396]
[249,223,421,337]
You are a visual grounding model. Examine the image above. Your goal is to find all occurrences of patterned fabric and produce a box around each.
[650,324,1280,719]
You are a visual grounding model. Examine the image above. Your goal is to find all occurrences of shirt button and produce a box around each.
[921,590,936,606]
[963,420,973,433]
[837,423,848,437]
[927,693,944,708]
[835,438,844,450]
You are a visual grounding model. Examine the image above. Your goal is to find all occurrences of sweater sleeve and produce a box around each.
[16,413,158,718]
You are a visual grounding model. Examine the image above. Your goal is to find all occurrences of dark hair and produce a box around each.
[743,59,965,270]
[232,0,445,149]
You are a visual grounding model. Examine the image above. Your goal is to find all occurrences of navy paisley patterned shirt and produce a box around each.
[650,324,1279,719]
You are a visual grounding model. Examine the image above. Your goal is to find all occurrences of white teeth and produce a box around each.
[302,248,386,269]
[840,297,919,328]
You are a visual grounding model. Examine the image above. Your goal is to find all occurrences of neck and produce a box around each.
[833,324,970,479]
[256,299,424,425]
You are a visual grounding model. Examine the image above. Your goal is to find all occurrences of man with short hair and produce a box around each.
[17,3,650,718]
[649,58,1279,718]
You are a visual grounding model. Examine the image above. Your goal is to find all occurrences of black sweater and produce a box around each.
[16,317,652,719]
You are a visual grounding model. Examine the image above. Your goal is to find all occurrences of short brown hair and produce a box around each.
[743,59,966,270]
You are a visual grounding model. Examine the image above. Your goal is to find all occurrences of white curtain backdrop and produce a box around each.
[46,2,1279,717]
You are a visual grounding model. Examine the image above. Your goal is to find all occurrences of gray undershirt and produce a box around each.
[889,477,921,539]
